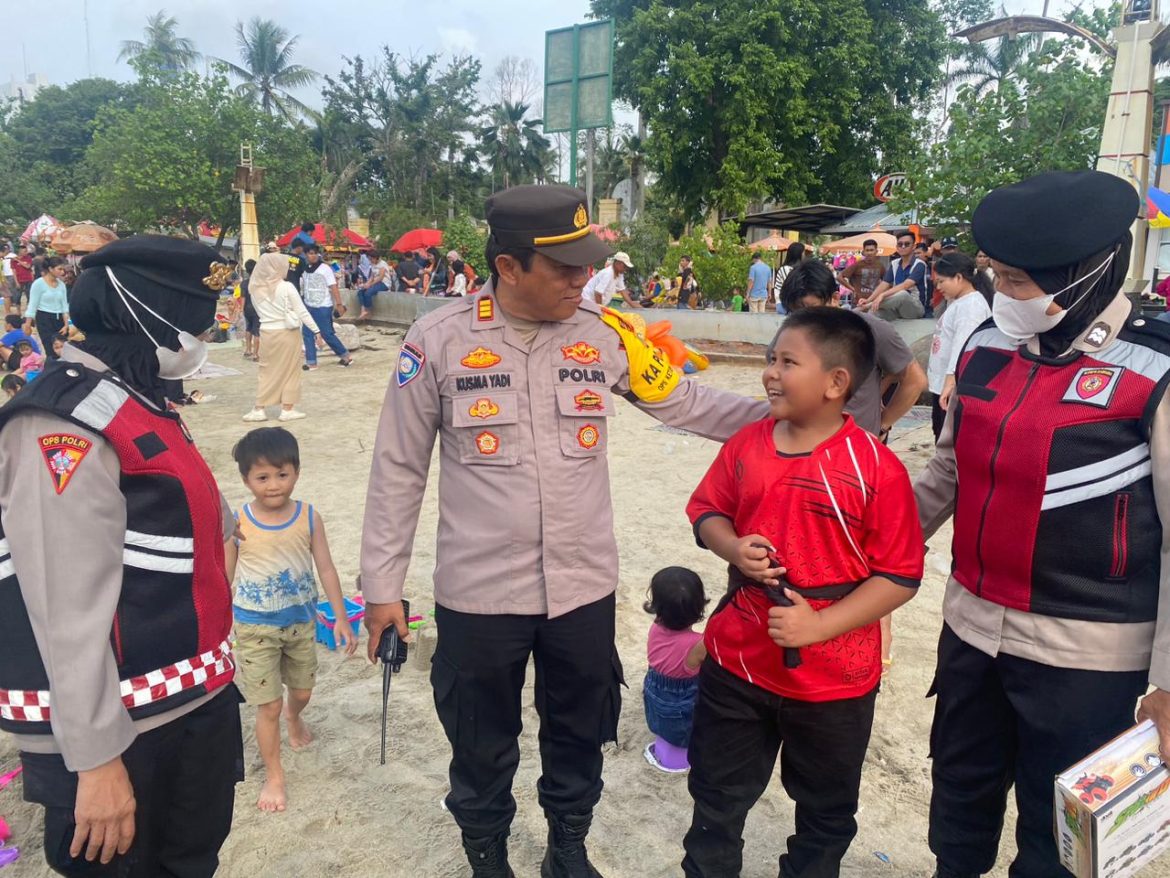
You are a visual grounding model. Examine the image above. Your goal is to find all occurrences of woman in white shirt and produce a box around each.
[242,252,321,422]
[927,251,995,441]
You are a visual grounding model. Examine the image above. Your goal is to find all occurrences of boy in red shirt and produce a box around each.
[682,307,924,877]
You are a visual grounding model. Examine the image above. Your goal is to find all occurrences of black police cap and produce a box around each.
[80,234,229,300]
[972,171,1139,271]
[486,184,612,266]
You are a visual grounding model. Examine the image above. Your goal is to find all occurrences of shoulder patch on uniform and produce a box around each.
[477,297,494,322]
[38,433,92,494]
[397,342,425,387]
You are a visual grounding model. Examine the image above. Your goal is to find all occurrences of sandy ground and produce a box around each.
[0,329,1040,878]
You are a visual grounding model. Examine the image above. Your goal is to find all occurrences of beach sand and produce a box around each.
[1,330,1018,878]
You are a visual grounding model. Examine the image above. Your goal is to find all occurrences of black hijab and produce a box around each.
[70,261,217,407]
[1026,232,1131,359]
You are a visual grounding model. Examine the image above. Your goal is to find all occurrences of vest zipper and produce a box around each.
[974,361,1040,596]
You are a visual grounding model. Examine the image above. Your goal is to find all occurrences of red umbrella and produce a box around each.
[276,223,373,251]
[390,228,443,253]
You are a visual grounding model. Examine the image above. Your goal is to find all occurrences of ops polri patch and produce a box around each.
[397,342,425,388]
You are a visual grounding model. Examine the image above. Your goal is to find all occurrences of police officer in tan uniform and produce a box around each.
[361,186,768,877]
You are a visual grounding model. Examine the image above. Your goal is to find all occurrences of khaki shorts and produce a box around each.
[233,621,318,705]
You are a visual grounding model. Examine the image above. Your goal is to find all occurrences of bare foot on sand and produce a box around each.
[258,776,287,812]
[285,709,314,750]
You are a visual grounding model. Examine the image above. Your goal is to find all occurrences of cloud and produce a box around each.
[438,27,478,57]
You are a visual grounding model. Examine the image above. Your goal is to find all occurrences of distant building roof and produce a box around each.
[821,203,919,235]
[739,203,861,234]
[0,74,49,103]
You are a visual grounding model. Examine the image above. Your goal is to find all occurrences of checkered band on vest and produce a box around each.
[0,364,234,735]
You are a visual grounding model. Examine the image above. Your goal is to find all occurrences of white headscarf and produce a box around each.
[249,251,290,304]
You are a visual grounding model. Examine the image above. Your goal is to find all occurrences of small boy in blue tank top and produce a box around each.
[225,427,356,813]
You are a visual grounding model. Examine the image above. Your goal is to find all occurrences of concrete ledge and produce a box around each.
[340,289,936,349]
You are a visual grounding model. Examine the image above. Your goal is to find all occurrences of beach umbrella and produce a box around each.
[51,222,118,255]
[21,214,63,242]
[752,231,798,252]
[275,223,373,251]
[390,228,442,253]
[820,229,899,256]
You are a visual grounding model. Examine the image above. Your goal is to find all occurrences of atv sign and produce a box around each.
[874,173,908,203]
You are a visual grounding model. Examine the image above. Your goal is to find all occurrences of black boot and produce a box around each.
[462,832,515,878]
[541,812,604,877]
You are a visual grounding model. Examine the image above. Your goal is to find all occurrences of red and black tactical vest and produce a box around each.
[950,315,1170,623]
[0,363,234,735]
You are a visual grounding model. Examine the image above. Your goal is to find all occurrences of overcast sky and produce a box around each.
[3,0,1115,103]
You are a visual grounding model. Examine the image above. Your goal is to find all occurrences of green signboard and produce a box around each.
[544,19,614,185]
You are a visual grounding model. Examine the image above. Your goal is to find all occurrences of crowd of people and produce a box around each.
[4,172,1170,878]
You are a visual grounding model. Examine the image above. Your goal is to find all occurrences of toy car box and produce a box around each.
[1055,720,1170,878]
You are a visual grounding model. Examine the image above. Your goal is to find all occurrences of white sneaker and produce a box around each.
[278,409,307,421]
[242,409,267,422]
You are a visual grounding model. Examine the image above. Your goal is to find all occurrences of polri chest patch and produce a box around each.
[1062,366,1123,408]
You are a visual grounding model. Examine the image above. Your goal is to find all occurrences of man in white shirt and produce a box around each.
[300,245,353,369]
[1,244,16,314]
[583,251,638,308]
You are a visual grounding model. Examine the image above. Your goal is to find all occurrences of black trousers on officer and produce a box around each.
[431,593,622,838]
[682,661,877,878]
[22,686,244,878]
[929,624,1147,877]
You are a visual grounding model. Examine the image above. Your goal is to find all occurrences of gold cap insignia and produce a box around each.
[573,204,588,230]
[202,262,233,292]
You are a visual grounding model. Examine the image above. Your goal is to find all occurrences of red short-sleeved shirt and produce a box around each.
[687,416,923,702]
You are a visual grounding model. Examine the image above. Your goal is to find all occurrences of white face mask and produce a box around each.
[104,267,209,379]
[990,251,1116,341]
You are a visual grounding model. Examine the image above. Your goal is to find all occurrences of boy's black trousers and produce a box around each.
[682,660,877,878]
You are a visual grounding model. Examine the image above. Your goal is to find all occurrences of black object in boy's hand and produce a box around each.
[378,598,410,765]
[751,544,802,670]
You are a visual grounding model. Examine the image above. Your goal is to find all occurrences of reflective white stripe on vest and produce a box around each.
[1041,459,1152,511]
[70,380,129,432]
[0,640,233,722]
[1044,444,1151,493]
[124,531,194,554]
[123,548,194,573]
[0,536,12,580]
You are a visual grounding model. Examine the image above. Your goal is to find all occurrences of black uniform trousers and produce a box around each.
[22,685,244,878]
[929,624,1147,877]
[431,593,623,838]
[682,661,878,878]
[34,311,64,359]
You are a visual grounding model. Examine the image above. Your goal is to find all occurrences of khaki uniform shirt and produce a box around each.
[914,293,1170,689]
[360,286,770,617]
[0,346,232,771]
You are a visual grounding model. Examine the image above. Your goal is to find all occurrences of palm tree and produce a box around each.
[479,101,553,190]
[213,18,318,123]
[946,32,1042,98]
[117,11,201,72]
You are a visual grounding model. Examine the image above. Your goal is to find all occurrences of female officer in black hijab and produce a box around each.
[914,170,1170,878]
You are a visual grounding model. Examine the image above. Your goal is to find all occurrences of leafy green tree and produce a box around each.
[947,33,1042,97]
[72,66,318,240]
[890,40,1108,233]
[592,0,945,220]
[213,18,318,123]
[663,221,752,302]
[2,78,131,206]
[117,11,201,73]
[479,100,553,190]
[441,215,487,271]
[322,51,483,220]
[0,133,55,225]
